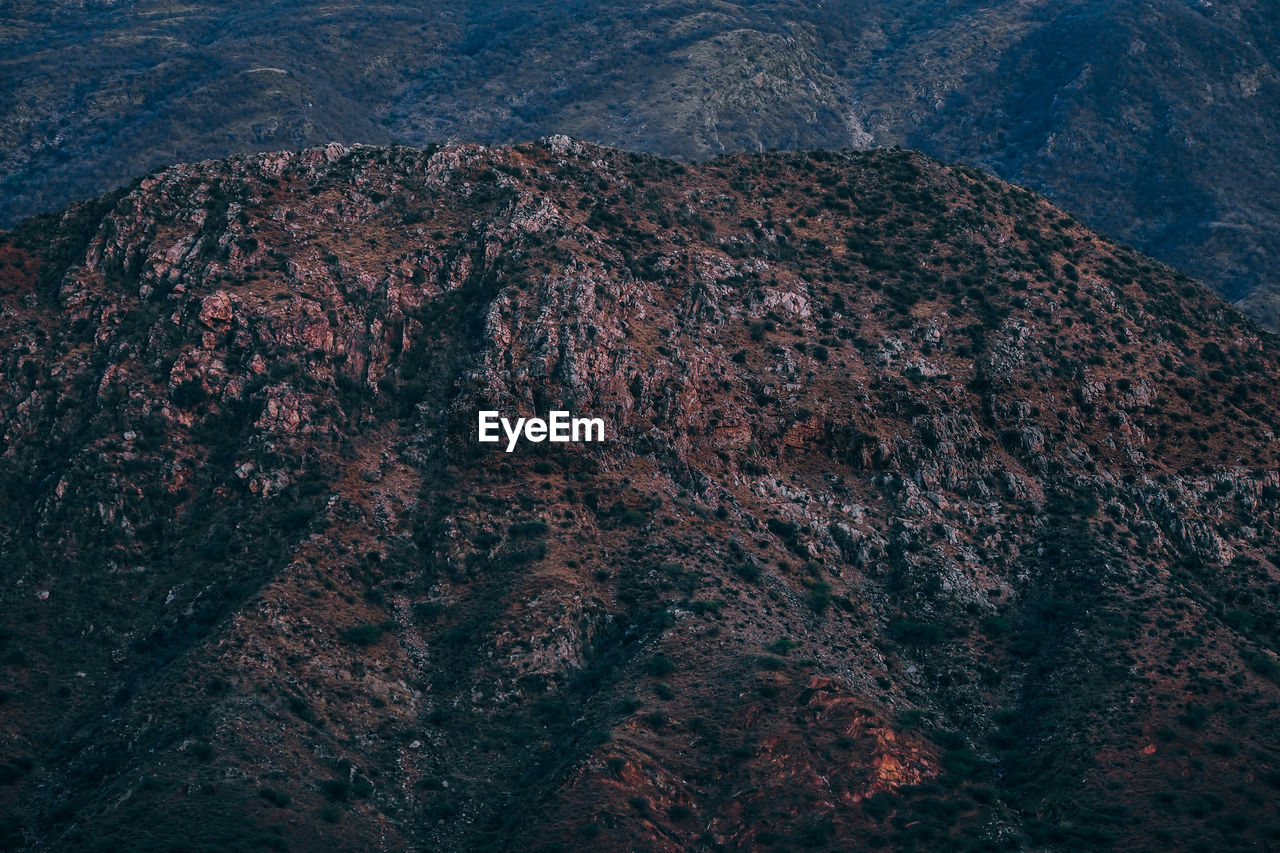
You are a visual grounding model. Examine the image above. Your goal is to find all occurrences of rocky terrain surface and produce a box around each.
[3,1,1280,326]
[2,139,1280,851]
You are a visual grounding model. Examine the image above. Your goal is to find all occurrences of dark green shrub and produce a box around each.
[942,748,982,779]
[618,509,648,526]
[805,582,831,613]
[1243,650,1280,681]
[509,519,550,537]
[862,792,898,821]
[340,621,394,646]
[646,654,676,677]
[412,600,443,621]
[767,518,798,539]
[979,616,1011,636]
[506,541,548,564]
[689,600,721,616]
[171,379,205,408]
[320,777,351,802]
[889,619,943,646]
[288,695,318,724]
[769,638,798,655]
[259,787,291,807]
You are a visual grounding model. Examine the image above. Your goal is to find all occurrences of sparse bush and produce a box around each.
[862,792,898,821]
[171,379,205,408]
[260,787,291,807]
[769,638,798,655]
[1210,740,1239,757]
[733,559,762,582]
[506,541,548,564]
[617,509,648,526]
[340,621,395,646]
[288,695,319,725]
[509,519,549,538]
[805,580,831,614]
[980,616,1011,636]
[320,777,351,802]
[646,654,676,678]
[688,599,721,616]
[412,600,443,621]
[942,748,982,780]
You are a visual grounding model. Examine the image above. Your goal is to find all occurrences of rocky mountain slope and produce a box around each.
[2,139,1280,851]
[3,1,1280,327]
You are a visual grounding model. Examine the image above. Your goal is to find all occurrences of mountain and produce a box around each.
[2,1,1280,326]
[2,139,1279,850]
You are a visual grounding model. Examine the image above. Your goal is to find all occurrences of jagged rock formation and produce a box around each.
[3,0,1280,327]
[1,139,1279,851]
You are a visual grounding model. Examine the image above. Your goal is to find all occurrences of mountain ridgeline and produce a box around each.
[1,140,1279,851]
[2,0,1279,326]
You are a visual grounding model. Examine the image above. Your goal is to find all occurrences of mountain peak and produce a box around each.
[2,141,1279,850]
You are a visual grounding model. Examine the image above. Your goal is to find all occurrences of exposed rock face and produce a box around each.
[1,140,1279,851]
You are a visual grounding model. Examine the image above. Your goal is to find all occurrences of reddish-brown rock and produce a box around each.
[1,140,1278,851]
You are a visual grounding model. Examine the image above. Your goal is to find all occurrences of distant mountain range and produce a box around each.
[2,139,1279,850]
[2,1,1279,324]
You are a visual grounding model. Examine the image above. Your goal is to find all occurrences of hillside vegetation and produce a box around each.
[1,140,1279,850]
